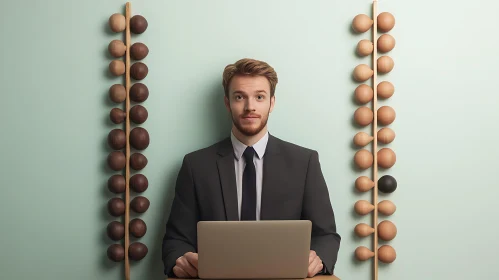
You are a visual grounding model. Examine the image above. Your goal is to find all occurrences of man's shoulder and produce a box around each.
[270,135,318,158]
[183,136,231,161]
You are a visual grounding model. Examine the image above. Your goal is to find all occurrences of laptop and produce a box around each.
[197,220,311,279]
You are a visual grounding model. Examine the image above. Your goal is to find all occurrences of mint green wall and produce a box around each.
[1,0,498,279]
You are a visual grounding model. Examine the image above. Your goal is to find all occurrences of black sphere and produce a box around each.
[378,175,397,193]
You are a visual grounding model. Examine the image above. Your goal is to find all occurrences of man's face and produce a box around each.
[225,75,275,137]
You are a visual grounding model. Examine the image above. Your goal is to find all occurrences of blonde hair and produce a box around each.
[222,58,278,98]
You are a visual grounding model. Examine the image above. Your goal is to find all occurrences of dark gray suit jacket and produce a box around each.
[162,134,341,277]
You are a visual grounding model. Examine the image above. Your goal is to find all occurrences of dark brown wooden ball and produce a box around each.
[378,175,397,193]
[130,218,147,238]
[130,15,148,34]
[130,62,148,80]
[107,151,126,171]
[108,40,126,57]
[109,84,126,103]
[130,174,148,193]
[109,60,125,76]
[130,127,150,150]
[130,83,149,102]
[107,244,125,262]
[107,221,125,241]
[130,153,148,170]
[108,175,125,193]
[110,108,126,124]
[131,196,150,213]
[108,129,126,150]
[130,105,148,124]
[130,43,149,60]
[129,242,148,261]
[108,197,125,216]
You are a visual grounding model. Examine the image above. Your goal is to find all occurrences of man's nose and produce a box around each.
[245,98,255,111]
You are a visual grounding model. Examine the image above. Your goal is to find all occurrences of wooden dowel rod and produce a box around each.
[372,1,378,280]
[125,2,131,280]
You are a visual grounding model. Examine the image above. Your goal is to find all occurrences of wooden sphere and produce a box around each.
[355,176,374,192]
[130,105,148,124]
[353,64,373,82]
[130,83,149,102]
[109,60,125,76]
[377,34,395,53]
[378,220,397,241]
[130,15,148,34]
[107,221,125,241]
[356,40,373,56]
[378,148,396,168]
[107,244,125,262]
[378,175,397,193]
[129,242,148,261]
[131,62,148,80]
[354,223,374,237]
[354,107,373,126]
[108,40,126,57]
[130,174,148,193]
[107,151,126,171]
[130,42,149,60]
[352,14,373,33]
[110,108,126,124]
[378,200,396,216]
[377,81,395,99]
[377,56,394,73]
[355,246,374,261]
[130,218,147,238]
[108,129,126,150]
[378,245,396,263]
[354,149,373,169]
[354,84,373,104]
[108,197,125,217]
[378,106,396,125]
[109,84,126,103]
[131,196,150,213]
[130,127,150,150]
[353,132,373,147]
[109,13,126,32]
[354,200,374,215]
[108,175,125,194]
[130,153,148,170]
[377,12,395,32]
[378,127,396,144]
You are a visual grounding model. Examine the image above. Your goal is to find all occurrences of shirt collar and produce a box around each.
[230,131,269,161]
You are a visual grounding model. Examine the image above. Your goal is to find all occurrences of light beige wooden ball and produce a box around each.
[378,200,396,216]
[354,84,373,104]
[353,132,373,147]
[109,13,126,32]
[355,223,374,237]
[352,14,373,33]
[378,34,396,53]
[354,107,373,126]
[377,12,395,32]
[354,149,373,170]
[109,60,125,76]
[108,40,126,57]
[378,220,397,241]
[378,245,396,263]
[356,40,373,56]
[355,246,374,261]
[377,106,396,125]
[355,176,374,192]
[377,56,394,73]
[378,127,396,144]
[354,200,374,215]
[378,148,396,169]
[353,64,373,82]
[377,81,395,98]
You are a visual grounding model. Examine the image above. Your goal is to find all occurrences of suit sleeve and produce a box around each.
[162,155,199,277]
[302,151,341,275]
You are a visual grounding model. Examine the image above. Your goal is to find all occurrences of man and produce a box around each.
[162,58,341,278]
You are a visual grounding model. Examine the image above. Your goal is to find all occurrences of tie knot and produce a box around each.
[243,146,255,162]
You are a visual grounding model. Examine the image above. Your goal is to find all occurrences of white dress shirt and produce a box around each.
[230,131,269,221]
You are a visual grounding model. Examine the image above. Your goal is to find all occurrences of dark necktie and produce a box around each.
[241,146,256,220]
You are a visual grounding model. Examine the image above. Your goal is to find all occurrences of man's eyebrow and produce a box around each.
[231,90,268,95]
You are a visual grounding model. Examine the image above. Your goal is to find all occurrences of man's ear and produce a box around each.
[269,95,275,113]
[224,95,231,113]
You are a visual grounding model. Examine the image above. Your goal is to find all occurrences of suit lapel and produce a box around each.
[216,138,239,221]
[260,134,282,220]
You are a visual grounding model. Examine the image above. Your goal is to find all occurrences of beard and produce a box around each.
[231,110,269,137]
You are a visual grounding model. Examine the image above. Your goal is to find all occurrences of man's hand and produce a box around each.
[173,252,198,278]
[308,250,323,278]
